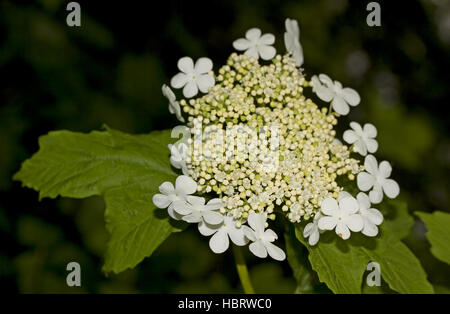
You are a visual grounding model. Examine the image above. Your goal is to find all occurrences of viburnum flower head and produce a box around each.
[170,57,215,98]
[154,17,401,257]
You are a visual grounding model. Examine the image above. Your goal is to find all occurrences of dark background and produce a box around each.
[0,0,449,293]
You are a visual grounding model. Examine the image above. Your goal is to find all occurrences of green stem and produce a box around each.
[232,245,255,294]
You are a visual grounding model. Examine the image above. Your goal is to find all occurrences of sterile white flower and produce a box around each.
[343,122,378,156]
[311,74,360,115]
[200,215,248,254]
[233,28,276,60]
[180,196,224,225]
[168,142,189,175]
[152,175,197,220]
[284,18,304,67]
[356,192,383,237]
[357,155,400,204]
[318,196,363,240]
[170,56,215,98]
[161,84,184,122]
[243,212,286,261]
[303,212,323,246]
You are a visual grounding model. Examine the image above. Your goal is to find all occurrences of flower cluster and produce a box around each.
[153,18,400,260]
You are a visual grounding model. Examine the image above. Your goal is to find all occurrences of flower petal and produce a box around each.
[369,183,383,204]
[335,222,351,239]
[356,192,371,210]
[345,214,364,232]
[262,229,278,242]
[303,222,315,238]
[308,228,320,246]
[206,198,224,210]
[162,84,176,101]
[242,225,256,242]
[285,18,299,36]
[173,200,192,215]
[364,155,378,175]
[341,87,360,106]
[259,45,276,60]
[338,191,352,201]
[318,216,338,231]
[186,195,205,206]
[350,121,363,134]
[331,96,350,115]
[209,228,230,254]
[182,211,203,223]
[177,56,194,73]
[365,138,378,154]
[259,33,275,45]
[314,85,334,102]
[194,57,213,74]
[244,47,259,60]
[168,205,184,220]
[152,194,171,209]
[366,208,384,225]
[245,28,262,41]
[175,175,197,195]
[382,179,400,199]
[196,74,215,93]
[182,81,198,98]
[265,242,286,261]
[198,220,219,236]
[228,226,248,246]
[321,197,339,216]
[339,196,359,214]
[354,139,368,156]
[318,74,333,87]
[170,73,188,89]
[249,241,268,258]
[378,160,392,179]
[158,181,175,195]
[233,38,251,51]
[357,172,375,191]
[247,212,266,236]
[203,210,224,225]
[343,130,358,144]
[363,123,377,138]
[362,219,379,237]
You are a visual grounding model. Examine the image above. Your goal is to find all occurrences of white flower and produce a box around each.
[170,57,215,98]
[168,142,189,175]
[284,18,303,67]
[343,122,378,156]
[357,155,400,204]
[233,28,276,60]
[356,192,383,237]
[318,196,363,240]
[311,74,360,115]
[161,84,184,122]
[180,196,224,225]
[199,215,248,254]
[303,212,323,246]
[242,212,286,261]
[152,175,197,220]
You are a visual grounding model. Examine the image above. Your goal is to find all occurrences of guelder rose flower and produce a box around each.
[180,196,224,225]
[168,142,189,175]
[284,18,304,67]
[233,28,276,60]
[243,213,286,261]
[161,84,184,122]
[357,155,400,204]
[343,122,378,156]
[152,175,197,220]
[318,196,363,240]
[200,215,248,254]
[170,57,215,98]
[311,74,360,115]
[356,192,383,237]
[303,212,323,246]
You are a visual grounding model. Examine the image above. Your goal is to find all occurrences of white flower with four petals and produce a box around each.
[168,142,189,175]
[303,212,323,246]
[152,175,197,220]
[179,196,224,225]
[311,74,360,115]
[161,84,185,122]
[357,155,400,204]
[318,196,363,240]
[356,192,384,237]
[243,212,286,261]
[343,122,378,156]
[233,28,276,60]
[284,18,304,67]
[170,57,215,98]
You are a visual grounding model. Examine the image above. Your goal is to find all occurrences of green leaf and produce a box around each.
[416,211,450,265]
[284,226,315,293]
[14,126,185,273]
[295,199,433,294]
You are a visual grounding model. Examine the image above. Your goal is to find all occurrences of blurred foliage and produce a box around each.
[0,0,449,293]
